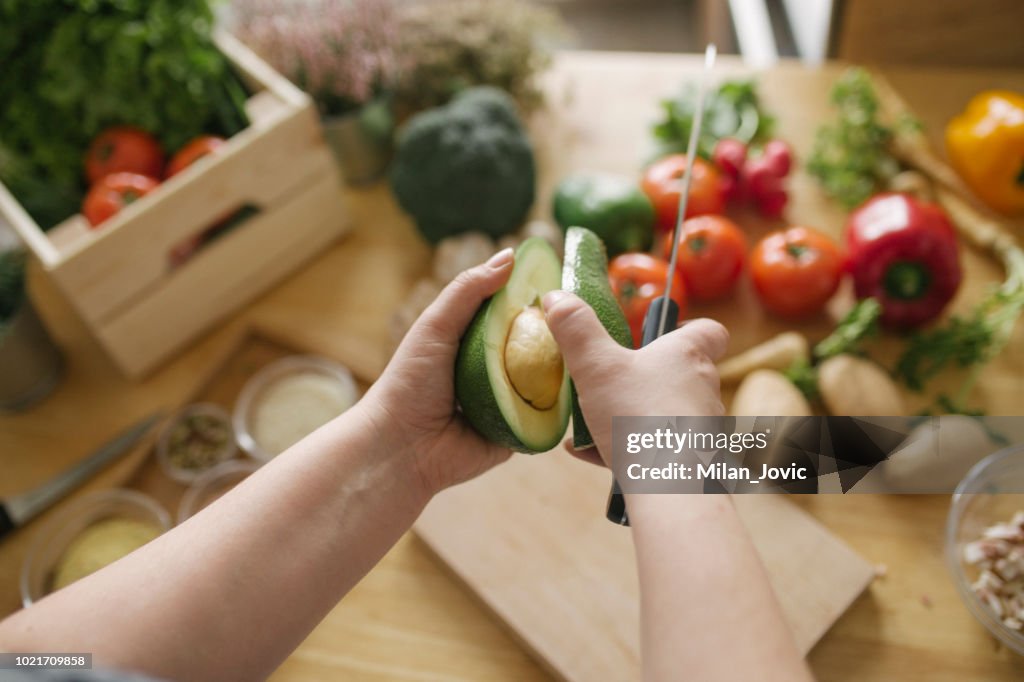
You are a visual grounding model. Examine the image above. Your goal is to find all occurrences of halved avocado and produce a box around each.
[455,238,571,453]
[562,227,633,449]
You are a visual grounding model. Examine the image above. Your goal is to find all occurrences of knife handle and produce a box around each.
[640,296,680,347]
[606,296,681,526]
[0,505,14,541]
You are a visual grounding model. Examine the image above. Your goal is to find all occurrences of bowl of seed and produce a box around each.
[156,403,236,484]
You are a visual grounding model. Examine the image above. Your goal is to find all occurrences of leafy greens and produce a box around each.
[651,80,775,160]
[0,0,249,228]
[806,67,918,209]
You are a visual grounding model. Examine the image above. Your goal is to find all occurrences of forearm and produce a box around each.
[0,402,426,681]
[627,494,811,682]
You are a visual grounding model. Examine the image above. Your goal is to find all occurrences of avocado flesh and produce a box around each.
[455,238,571,453]
[562,227,633,449]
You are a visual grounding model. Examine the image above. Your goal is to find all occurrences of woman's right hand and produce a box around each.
[544,291,812,682]
[541,290,730,466]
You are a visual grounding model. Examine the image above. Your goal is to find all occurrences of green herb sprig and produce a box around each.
[651,80,775,160]
[807,68,907,208]
[784,298,883,400]
[896,246,1024,413]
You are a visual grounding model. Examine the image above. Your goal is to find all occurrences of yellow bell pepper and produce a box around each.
[945,90,1024,216]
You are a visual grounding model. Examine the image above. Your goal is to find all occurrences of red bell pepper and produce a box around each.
[845,193,962,329]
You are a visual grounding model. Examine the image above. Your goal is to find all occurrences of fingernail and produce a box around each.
[542,290,569,311]
[486,248,514,270]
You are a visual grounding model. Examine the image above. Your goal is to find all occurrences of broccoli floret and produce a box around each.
[390,86,536,243]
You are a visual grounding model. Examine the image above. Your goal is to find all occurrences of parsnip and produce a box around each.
[818,354,906,416]
[887,170,933,202]
[870,74,976,200]
[717,332,810,384]
[730,369,813,416]
[934,187,1021,266]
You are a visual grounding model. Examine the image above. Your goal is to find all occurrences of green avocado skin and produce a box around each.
[454,238,570,455]
[455,302,534,453]
[553,173,655,257]
[562,227,634,450]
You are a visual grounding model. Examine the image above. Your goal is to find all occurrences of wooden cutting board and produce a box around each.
[415,454,874,682]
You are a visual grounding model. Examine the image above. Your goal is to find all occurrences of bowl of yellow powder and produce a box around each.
[20,489,171,606]
[233,355,359,462]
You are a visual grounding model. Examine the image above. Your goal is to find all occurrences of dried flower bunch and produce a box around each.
[233,0,400,116]
[393,0,564,113]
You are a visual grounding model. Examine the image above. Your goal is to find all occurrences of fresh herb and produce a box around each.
[784,358,820,401]
[0,0,250,229]
[0,249,27,338]
[651,80,775,160]
[806,68,905,209]
[784,298,883,400]
[813,298,883,359]
[896,246,1024,412]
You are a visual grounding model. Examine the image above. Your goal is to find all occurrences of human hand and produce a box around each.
[542,291,729,467]
[358,248,515,498]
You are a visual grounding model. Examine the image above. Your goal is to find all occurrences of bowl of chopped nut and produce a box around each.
[156,403,237,484]
[947,443,1024,654]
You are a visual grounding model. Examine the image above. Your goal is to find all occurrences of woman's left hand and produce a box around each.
[358,248,515,498]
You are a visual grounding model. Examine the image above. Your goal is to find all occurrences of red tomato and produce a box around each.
[84,127,164,184]
[166,136,226,178]
[608,253,686,347]
[641,154,726,233]
[750,226,844,319]
[82,173,159,227]
[663,215,748,301]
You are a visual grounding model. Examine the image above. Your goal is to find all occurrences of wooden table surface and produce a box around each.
[2,52,1024,680]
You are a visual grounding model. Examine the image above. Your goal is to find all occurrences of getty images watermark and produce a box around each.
[611,416,1024,494]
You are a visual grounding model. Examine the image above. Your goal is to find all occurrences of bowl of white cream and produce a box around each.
[233,355,359,462]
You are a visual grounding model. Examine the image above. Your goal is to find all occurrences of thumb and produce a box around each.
[412,247,514,345]
[542,290,622,376]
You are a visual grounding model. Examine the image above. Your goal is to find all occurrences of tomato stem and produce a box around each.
[785,243,808,259]
[620,280,638,302]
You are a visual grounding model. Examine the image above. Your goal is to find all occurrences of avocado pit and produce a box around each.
[504,306,564,410]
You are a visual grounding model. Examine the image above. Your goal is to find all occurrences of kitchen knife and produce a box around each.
[0,411,163,541]
[606,44,718,525]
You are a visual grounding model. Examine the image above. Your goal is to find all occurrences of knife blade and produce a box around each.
[0,411,163,541]
[606,44,718,525]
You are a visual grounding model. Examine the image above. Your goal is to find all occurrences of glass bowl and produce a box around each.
[20,489,171,607]
[233,355,358,462]
[156,403,237,484]
[177,458,261,524]
[946,443,1024,655]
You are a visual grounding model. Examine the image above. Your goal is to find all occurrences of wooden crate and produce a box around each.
[0,32,349,379]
